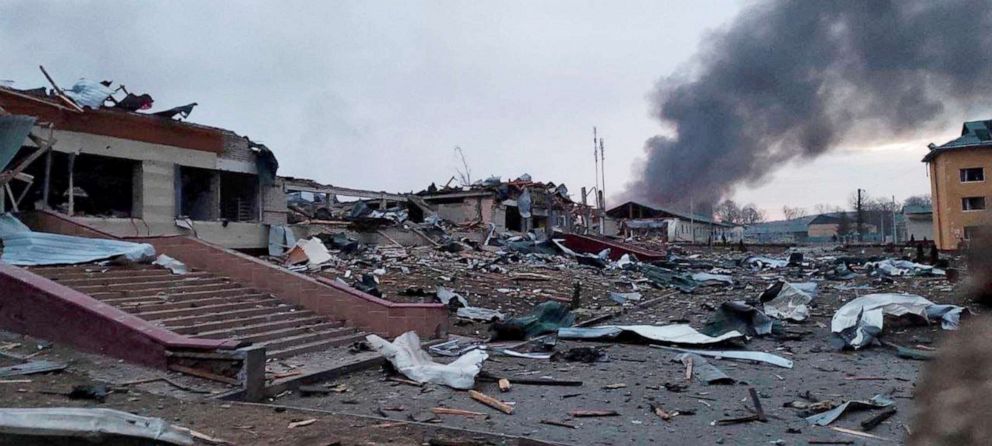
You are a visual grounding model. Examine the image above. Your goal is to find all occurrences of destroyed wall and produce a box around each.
[928,147,992,250]
[30,129,279,249]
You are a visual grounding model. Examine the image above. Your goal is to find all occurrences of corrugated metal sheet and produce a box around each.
[0,214,155,266]
[0,115,35,171]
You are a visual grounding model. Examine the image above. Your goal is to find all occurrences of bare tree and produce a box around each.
[740,204,766,224]
[904,195,933,208]
[814,203,843,215]
[782,205,808,220]
[453,146,472,186]
[714,199,742,224]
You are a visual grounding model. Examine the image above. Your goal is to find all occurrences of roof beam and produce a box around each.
[282,179,408,201]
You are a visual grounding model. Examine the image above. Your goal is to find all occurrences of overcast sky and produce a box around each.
[1,1,948,219]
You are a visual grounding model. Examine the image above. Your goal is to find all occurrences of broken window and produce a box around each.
[177,166,218,220]
[962,196,986,211]
[21,151,137,217]
[960,167,985,182]
[964,226,989,240]
[220,171,259,222]
[505,205,522,231]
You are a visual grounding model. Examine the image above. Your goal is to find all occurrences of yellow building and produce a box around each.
[923,119,992,250]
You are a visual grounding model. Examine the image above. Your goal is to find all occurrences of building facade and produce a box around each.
[924,119,992,250]
[0,86,286,250]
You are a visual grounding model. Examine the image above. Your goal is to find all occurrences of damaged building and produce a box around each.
[0,81,285,250]
[416,175,602,235]
[924,118,992,250]
[607,201,742,243]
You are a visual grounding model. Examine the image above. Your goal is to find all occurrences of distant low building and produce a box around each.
[901,205,934,242]
[923,119,992,250]
[744,217,816,244]
[745,212,886,244]
[607,201,742,243]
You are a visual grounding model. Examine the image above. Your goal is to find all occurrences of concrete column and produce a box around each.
[237,346,266,402]
[139,160,177,223]
[209,172,222,220]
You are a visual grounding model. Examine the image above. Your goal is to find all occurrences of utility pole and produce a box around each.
[599,137,606,211]
[892,195,897,243]
[593,127,599,206]
[689,196,695,244]
[856,188,864,243]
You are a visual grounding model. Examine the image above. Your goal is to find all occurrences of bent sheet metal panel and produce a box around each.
[0,213,154,265]
[0,115,36,171]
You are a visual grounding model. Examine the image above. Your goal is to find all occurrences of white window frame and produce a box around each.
[962,196,987,212]
[960,167,985,183]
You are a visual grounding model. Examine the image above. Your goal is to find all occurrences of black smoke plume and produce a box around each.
[626,0,992,210]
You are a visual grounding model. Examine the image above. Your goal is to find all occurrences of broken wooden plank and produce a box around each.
[388,376,424,387]
[829,426,888,441]
[569,410,619,418]
[0,360,67,378]
[539,419,577,429]
[714,414,760,425]
[859,407,897,431]
[287,418,316,429]
[468,390,513,415]
[748,387,767,422]
[431,407,488,418]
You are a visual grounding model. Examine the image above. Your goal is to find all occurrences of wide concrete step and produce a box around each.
[118,294,271,313]
[26,264,162,275]
[168,310,316,335]
[39,269,176,281]
[88,282,244,299]
[101,288,258,305]
[53,272,213,287]
[268,332,368,359]
[193,316,331,339]
[253,327,357,351]
[157,306,295,327]
[134,298,281,320]
[74,276,229,292]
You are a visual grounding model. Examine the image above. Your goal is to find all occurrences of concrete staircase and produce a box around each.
[26,264,366,359]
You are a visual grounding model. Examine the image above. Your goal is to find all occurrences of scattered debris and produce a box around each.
[569,410,619,418]
[832,293,965,349]
[674,353,734,385]
[652,345,794,368]
[760,281,814,322]
[805,394,894,426]
[366,332,487,389]
[468,390,513,414]
[492,301,575,341]
[558,324,743,345]
[287,418,316,429]
[0,360,67,378]
[0,408,193,445]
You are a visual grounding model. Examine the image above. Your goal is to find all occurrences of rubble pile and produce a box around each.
[268,236,970,444]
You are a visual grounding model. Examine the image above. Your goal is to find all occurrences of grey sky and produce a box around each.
[2,1,944,218]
